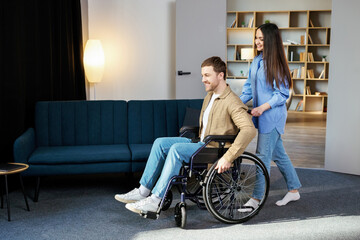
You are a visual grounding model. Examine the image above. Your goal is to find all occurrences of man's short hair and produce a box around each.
[201,56,226,79]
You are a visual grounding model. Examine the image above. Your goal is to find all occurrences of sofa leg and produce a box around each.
[34,177,40,202]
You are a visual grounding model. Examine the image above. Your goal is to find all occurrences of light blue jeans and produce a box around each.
[140,137,204,198]
[253,128,302,199]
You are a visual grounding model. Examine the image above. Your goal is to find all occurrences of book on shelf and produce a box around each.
[300,35,305,45]
[236,51,240,60]
[315,92,327,96]
[300,52,306,62]
[297,67,301,78]
[300,66,306,78]
[247,17,254,28]
[306,86,311,95]
[292,68,298,78]
[307,52,314,62]
[295,100,303,111]
[318,69,325,79]
[286,39,299,45]
[308,34,314,44]
[230,19,237,28]
[307,69,315,79]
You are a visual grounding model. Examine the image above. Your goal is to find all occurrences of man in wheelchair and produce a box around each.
[115,56,256,217]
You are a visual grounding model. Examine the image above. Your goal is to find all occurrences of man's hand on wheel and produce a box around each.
[214,157,232,174]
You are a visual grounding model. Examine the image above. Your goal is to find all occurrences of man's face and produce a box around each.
[201,66,223,92]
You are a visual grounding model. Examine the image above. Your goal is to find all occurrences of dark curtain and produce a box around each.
[0,0,86,163]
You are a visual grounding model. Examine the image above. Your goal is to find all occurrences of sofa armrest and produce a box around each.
[13,128,36,164]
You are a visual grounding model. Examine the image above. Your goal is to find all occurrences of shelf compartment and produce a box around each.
[309,10,331,28]
[289,96,304,112]
[307,46,330,62]
[289,11,308,28]
[307,62,328,79]
[227,45,236,61]
[305,96,327,112]
[255,11,289,28]
[236,12,255,28]
[227,62,251,78]
[292,79,305,95]
[306,80,328,95]
[280,29,307,45]
[227,29,254,45]
[227,12,237,28]
[308,29,330,45]
[286,45,306,62]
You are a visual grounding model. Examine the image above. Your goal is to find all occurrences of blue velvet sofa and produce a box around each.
[13,99,202,200]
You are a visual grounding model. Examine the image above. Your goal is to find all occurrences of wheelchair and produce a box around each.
[139,126,270,228]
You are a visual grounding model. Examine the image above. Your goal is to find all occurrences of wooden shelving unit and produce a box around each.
[226,10,331,113]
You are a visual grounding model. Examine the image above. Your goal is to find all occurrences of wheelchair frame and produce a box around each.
[140,126,270,228]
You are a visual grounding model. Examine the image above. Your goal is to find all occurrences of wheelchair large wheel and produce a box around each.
[203,152,269,224]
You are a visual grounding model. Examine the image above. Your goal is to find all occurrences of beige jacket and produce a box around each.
[199,85,256,163]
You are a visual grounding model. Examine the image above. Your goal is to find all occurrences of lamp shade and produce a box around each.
[241,48,254,60]
[83,40,105,83]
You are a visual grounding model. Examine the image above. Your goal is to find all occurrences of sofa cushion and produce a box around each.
[28,145,131,164]
[35,101,128,147]
[128,99,203,144]
[129,144,153,162]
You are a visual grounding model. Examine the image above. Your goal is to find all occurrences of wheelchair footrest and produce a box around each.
[140,210,159,220]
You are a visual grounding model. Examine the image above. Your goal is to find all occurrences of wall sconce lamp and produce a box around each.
[241,48,254,77]
[83,39,105,99]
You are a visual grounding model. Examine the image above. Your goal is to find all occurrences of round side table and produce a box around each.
[0,163,30,221]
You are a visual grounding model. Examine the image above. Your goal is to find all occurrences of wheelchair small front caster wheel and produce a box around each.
[161,190,173,211]
[174,202,186,228]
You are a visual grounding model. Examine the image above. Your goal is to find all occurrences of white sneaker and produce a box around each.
[114,188,146,203]
[276,192,300,206]
[125,196,159,214]
[238,198,259,213]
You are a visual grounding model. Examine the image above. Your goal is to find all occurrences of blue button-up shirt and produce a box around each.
[240,53,289,134]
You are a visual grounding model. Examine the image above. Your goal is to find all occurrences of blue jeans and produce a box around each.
[140,137,204,198]
[253,128,302,199]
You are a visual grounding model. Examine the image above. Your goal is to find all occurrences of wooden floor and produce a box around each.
[246,111,327,169]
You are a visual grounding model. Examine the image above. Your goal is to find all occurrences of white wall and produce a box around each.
[85,0,331,101]
[87,0,176,100]
[325,0,360,175]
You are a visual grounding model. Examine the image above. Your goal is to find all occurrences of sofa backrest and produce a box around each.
[128,99,203,144]
[35,101,128,146]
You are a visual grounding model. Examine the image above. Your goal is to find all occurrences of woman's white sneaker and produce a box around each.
[238,198,259,213]
[276,192,300,206]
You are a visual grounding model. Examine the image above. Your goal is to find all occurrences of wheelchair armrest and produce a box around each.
[203,135,237,145]
[179,126,199,137]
